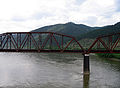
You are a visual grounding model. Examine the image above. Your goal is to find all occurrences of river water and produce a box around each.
[0,53,119,88]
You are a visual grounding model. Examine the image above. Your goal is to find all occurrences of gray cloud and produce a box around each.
[75,0,87,5]
[31,12,54,20]
[12,16,27,22]
[115,0,120,11]
[81,16,98,26]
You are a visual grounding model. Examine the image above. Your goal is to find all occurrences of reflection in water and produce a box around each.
[83,74,90,88]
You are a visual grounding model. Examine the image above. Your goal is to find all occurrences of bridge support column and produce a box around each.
[83,54,90,74]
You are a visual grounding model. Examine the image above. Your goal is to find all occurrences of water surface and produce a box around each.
[0,53,119,88]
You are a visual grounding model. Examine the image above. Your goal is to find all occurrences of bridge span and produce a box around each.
[0,32,120,74]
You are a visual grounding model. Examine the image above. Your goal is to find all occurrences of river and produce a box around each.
[0,53,119,88]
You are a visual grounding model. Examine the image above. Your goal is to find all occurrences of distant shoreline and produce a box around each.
[96,53,120,62]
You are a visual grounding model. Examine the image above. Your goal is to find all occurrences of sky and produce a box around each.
[0,0,120,33]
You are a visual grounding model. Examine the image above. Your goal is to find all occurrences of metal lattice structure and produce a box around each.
[87,33,120,53]
[0,32,120,53]
[0,32,84,53]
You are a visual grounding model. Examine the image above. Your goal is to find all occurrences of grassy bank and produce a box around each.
[96,53,120,59]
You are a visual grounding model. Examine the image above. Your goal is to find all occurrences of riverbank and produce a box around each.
[96,53,120,61]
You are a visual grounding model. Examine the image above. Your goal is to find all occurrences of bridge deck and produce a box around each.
[0,49,120,53]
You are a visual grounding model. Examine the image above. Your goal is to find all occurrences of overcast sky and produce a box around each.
[0,0,120,33]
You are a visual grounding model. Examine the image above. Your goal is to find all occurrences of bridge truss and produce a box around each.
[0,32,84,53]
[0,32,120,74]
[0,32,120,53]
[88,33,120,53]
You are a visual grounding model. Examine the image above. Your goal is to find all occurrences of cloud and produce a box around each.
[81,16,98,26]
[12,16,27,22]
[115,0,120,11]
[0,20,32,33]
[0,0,119,33]
[76,0,118,26]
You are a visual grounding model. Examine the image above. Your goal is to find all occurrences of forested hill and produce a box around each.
[77,22,120,40]
[31,22,120,40]
[31,22,95,37]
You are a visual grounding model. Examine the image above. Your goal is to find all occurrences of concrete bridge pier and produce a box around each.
[83,53,90,74]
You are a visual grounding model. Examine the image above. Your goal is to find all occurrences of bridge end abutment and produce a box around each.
[83,53,90,75]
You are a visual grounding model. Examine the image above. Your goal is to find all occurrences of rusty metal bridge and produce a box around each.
[0,32,120,53]
[0,32,120,74]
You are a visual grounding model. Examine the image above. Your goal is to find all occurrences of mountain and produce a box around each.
[31,22,95,37]
[77,22,120,40]
[31,21,120,41]
[29,21,120,49]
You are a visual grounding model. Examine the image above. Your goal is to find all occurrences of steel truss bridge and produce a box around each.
[0,31,120,74]
[0,32,120,53]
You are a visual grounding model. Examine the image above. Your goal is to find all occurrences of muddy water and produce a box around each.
[0,53,119,88]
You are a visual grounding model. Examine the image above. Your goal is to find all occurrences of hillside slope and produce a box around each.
[31,21,120,41]
[77,22,120,39]
[31,22,95,37]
